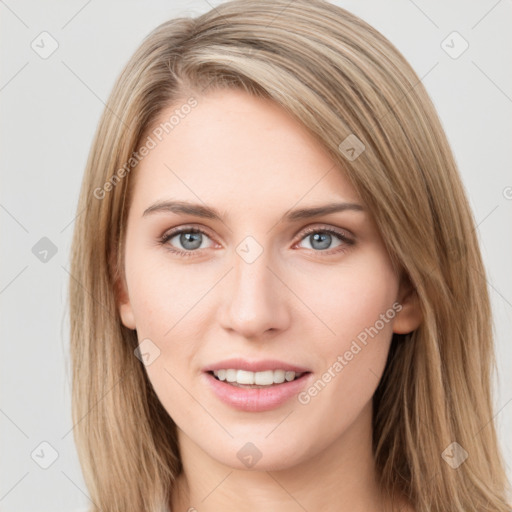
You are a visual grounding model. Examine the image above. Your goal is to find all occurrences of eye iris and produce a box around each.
[310,232,332,250]
[180,232,202,250]
[169,229,342,253]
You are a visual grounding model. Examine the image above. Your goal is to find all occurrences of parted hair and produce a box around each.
[68,1,511,510]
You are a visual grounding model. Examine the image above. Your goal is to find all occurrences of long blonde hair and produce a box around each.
[68,1,511,510]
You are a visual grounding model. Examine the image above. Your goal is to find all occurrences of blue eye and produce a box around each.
[159,225,353,257]
[298,228,349,251]
[160,228,214,256]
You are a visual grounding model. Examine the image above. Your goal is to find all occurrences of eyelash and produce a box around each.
[158,225,354,258]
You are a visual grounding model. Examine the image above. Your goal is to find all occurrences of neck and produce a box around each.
[170,401,403,512]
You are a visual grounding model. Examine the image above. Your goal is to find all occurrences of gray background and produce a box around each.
[1,0,511,510]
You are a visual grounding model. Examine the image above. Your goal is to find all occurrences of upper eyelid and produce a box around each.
[162,223,353,245]
[162,224,216,242]
[299,224,353,238]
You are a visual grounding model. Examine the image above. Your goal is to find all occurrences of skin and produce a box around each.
[117,88,421,512]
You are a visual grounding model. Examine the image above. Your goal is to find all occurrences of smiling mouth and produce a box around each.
[208,369,309,388]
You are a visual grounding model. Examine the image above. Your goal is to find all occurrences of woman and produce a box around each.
[68,1,512,510]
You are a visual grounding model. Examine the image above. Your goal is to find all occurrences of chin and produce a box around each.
[206,438,310,472]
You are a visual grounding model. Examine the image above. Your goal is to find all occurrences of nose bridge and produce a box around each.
[220,239,288,337]
[233,246,272,301]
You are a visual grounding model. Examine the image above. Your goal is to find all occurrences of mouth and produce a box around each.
[203,365,313,412]
[207,369,310,388]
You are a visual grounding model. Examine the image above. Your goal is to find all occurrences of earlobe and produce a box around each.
[115,275,137,330]
[119,301,136,330]
[393,278,423,335]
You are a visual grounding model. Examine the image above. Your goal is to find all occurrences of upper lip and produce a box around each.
[203,358,311,373]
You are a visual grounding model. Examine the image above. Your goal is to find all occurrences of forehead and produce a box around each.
[129,89,361,215]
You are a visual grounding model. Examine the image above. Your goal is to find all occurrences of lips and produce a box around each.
[202,358,313,412]
[203,358,310,374]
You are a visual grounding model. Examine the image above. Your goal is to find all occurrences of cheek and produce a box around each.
[125,253,210,419]
[125,240,212,338]
[124,244,217,397]
[293,252,399,418]
[293,251,399,349]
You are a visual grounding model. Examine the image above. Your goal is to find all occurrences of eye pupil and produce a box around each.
[180,232,202,250]
[165,227,348,256]
[310,232,332,250]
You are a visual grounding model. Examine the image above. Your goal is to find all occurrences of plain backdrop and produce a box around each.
[1,0,511,510]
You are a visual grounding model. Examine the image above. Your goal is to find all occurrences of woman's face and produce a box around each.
[118,88,418,471]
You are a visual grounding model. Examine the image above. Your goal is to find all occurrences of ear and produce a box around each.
[113,265,137,330]
[111,241,136,330]
[393,275,422,334]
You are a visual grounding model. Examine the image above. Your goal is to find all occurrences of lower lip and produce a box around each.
[203,371,312,412]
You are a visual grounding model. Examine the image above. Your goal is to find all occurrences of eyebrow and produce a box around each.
[142,200,364,222]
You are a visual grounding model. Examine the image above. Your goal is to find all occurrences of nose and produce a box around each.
[218,247,291,340]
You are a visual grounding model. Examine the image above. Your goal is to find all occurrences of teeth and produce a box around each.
[212,369,303,385]
[285,371,296,382]
[272,370,285,384]
[226,369,237,382]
